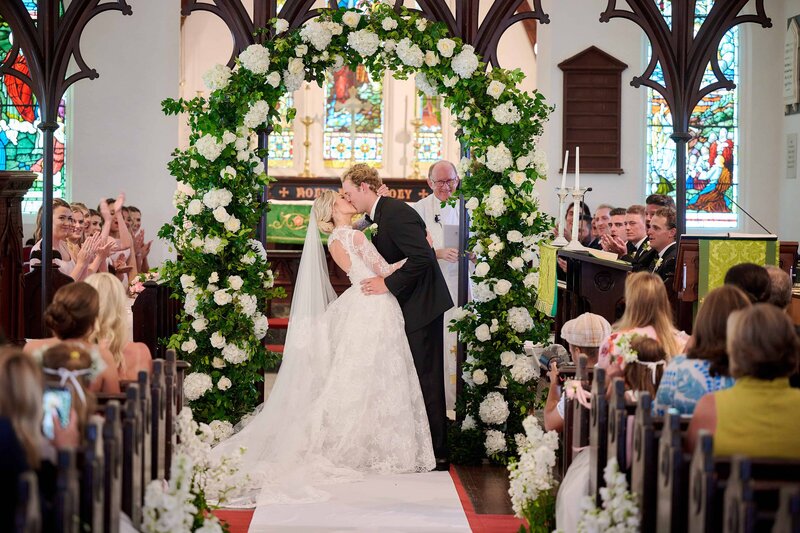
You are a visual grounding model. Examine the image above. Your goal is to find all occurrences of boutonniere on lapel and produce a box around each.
[434,214,441,224]
[654,257,664,271]
[368,223,378,237]
[641,241,651,252]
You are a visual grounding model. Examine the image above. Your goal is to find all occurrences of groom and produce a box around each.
[341,164,454,470]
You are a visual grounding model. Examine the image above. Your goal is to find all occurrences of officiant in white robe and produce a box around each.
[413,161,465,412]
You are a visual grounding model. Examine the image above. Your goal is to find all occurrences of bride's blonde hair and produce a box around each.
[85,272,130,374]
[313,190,337,235]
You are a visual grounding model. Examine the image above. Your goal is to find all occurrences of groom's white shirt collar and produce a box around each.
[368,196,381,221]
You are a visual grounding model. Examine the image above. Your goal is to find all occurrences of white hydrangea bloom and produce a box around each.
[184,372,213,401]
[203,236,224,255]
[222,343,248,364]
[486,142,513,173]
[299,20,333,51]
[243,100,270,129]
[209,420,234,441]
[485,429,507,455]
[452,44,479,78]
[510,356,536,383]
[472,281,498,303]
[347,29,380,57]
[492,101,521,124]
[461,414,477,430]
[382,17,398,30]
[396,38,424,67]
[523,271,539,289]
[202,64,232,91]
[479,392,510,425]
[508,307,534,332]
[415,72,438,97]
[195,134,225,162]
[253,313,269,340]
[239,44,271,74]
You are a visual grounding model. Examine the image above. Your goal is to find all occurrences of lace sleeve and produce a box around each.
[351,231,404,278]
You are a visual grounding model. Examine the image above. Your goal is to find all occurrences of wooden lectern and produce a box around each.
[674,237,798,333]
[0,171,36,343]
[556,250,631,343]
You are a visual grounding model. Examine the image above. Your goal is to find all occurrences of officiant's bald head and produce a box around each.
[428,160,459,202]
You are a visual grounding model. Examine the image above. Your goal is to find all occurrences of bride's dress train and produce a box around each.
[211,225,434,506]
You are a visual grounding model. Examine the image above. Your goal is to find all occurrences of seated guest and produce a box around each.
[85,273,152,380]
[598,272,688,373]
[544,313,612,432]
[765,265,794,312]
[0,347,80,531]
[619,334,667,402]
[687,304,800,457]
[30,198,99,281]
[561,201,592,242]
[600,207,628,255]
[622,205,654,269]
[645,207,677,286]
[654,285,751,415]
[41,343,96,444]
[99,194,138,283]
[587,204,613,249]
[578,214,592,246]
[724,262,771,303]
[645,193,676,227]
[129,206,152,272]
[24,282,120,393]
[87,209,103,236]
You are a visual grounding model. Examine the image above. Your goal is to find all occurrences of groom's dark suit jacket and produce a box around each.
[371,196,453,332]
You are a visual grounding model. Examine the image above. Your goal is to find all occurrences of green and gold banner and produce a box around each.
[536,243,558,317]
[266,201,315,244]
[698,238,778,299]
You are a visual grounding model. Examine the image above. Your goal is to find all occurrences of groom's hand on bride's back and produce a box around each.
[360,277,388,295]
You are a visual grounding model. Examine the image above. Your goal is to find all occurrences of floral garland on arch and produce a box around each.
[159,1,554,458]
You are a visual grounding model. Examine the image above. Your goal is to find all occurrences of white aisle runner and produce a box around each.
[248,471,471,532]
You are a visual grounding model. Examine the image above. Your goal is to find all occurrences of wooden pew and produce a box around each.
[562,355,593,477]
[15,471,41,533]
[150,359,167,481]
[137,370,153,495]
[121,384,143,528]
[723,457,800,533]
[773,485,800,533]
[689,433,800,533]
[103,402,122,533]
[164,349,179,479]
[588,366,608,503]
[79,417,104,532]
[131,281,181,358]
[606,378,636,480]
[657,410,691,533]
[54,448,79,533]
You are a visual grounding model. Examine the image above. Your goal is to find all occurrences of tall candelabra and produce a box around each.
[563,187,591,251]
[407,117,422,179]
[552,187,571,247]
[299,115,315,177]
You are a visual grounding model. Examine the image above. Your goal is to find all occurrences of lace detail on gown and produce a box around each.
[211,227,434,506]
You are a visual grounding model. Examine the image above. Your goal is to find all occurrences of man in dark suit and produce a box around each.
[646,207,677,287]
[341,165,454,469]
[587,204,613,250]
[620,205,655,271]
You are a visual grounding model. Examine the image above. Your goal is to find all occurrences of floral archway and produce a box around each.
[160,2,553,463]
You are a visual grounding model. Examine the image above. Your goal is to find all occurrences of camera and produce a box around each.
[537,344,569,372]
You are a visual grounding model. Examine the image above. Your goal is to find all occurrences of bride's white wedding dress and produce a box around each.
[211,224,434,506]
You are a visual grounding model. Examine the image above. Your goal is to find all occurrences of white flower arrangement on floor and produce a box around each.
[576,458,640,533]
[507,416,559,533]
[142,408,247,533]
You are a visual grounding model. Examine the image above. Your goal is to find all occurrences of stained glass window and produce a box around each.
[323,64,384,167]
[0,3,68,214]
[646,0,739,229]
[416,93,443,164]
[267,93,294,167]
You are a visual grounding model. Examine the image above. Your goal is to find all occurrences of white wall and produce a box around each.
[783,0,800,241]
[68,0,180,266]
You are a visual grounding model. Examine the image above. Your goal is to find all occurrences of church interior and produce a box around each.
[1,0,800,531]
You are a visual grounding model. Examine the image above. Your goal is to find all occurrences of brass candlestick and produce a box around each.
[299,115,315,177]
[407,118,423,179]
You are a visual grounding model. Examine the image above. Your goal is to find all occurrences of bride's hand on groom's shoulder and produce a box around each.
[361,277,388,295]
[376,184,390,197]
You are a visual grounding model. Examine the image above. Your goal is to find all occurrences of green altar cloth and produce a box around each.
[266,201,316,244]
[698,238,778,299]
[536,243,558,317]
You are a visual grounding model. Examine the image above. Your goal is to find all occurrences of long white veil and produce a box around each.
[211,214,352,505]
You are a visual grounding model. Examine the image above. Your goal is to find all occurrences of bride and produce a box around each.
[211,190,435,505]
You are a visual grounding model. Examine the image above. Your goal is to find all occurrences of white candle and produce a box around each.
[574,146,580,191]
[560,150,569,190]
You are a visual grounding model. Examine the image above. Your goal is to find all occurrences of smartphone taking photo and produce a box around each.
[42,387,72,440]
